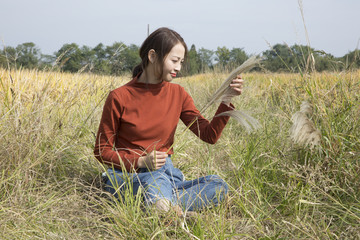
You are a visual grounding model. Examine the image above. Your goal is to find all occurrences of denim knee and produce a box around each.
[206,175,229,200]
[141,171,174,205]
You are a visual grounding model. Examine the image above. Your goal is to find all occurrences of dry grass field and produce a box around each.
[0,68,359,239]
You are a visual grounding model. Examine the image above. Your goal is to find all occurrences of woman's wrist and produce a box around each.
[221,100,231,107]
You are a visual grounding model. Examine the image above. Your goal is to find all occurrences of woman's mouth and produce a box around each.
[171,73,177,78]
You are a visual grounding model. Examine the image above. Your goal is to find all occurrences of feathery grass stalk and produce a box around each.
[204,56,262,133]
[216,110,261,133]
[290,101,321,149]
[200,55,261,113]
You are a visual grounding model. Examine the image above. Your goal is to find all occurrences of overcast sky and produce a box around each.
[0,0,359,57]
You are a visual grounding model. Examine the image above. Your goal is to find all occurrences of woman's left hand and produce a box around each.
[221,75,244,105]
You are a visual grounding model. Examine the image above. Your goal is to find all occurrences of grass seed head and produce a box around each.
[290,101,321,149]
[216,110,261,133]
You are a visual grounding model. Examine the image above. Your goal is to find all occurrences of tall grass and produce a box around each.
[0,67,359,239]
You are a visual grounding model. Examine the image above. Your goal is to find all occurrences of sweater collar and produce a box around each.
[129,74,167,89]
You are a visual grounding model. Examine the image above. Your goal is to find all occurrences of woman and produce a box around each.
[94,27,243,216]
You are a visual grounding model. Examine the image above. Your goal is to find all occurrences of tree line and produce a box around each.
[0,41,359,75]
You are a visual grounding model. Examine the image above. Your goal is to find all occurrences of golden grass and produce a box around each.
[0,67,359,239]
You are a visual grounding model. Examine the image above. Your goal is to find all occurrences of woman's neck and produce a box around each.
[137,66,162,84]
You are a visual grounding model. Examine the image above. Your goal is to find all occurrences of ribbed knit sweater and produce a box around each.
[94,76,233,172]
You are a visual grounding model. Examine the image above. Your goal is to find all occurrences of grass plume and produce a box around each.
[200,55,261,113]
[290,101,321,149]
[200,56,262,133]
[216,110,261,133]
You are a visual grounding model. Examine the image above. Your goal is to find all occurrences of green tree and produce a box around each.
[290,44,315,72]
[263,44,336,72]
[313,50,337,72]
[0,49,6,68]
[39,54,56,70]
[0,46,17,68]
[183,44,200,75]
[342,50,360,70]
[106,42,127,75]
[198,48,214,72]
[215,46,230,69]
[106,42,140,75]
[92,43,111,75]
[229,48,248,67]
[55,43,83,72]
[121,44,140,73]
[15,42,41,69]
[263,44,293,72]
[0,43,41,69]
[80,45,96,72]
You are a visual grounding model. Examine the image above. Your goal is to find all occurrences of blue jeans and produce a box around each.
[104,155,228,211]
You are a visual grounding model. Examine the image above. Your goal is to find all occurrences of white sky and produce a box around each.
[0,0,359,57]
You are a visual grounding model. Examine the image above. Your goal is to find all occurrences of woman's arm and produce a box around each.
[94,91,141,171]
[180,75,243,144]
[180,98,234,144]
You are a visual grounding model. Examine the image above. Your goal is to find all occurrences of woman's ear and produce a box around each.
[148,49,157,63]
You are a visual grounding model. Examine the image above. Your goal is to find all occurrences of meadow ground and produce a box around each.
[0,68,359,239]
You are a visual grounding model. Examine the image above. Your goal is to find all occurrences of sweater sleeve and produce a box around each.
[94,91,140,171]
[180,90,234,144]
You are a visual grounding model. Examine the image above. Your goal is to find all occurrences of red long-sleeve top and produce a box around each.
[94,76,233,172]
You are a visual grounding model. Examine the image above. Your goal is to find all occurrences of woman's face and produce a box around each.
[161,43,185,82]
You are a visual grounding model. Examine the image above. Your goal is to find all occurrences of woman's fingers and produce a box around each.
[230,78,244,86]
[155,151,167,159]
[231,87,242,94]
[155,154,167,169]
[229,77,244,95]
[151,151,167,170]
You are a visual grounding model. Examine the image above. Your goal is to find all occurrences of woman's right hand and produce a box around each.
[137,150,167,170]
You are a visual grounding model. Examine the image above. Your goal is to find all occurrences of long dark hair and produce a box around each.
[132,27,188,78]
